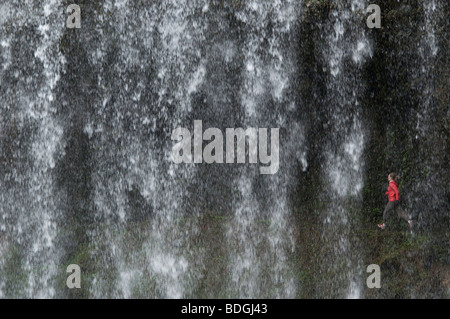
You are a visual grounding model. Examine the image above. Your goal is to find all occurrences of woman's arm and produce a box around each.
[391,183,400,200]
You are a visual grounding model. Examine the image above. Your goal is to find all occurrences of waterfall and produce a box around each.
[0,0,66,298]
[225,0,302,298]
[1,0,448,299]
[411,0,446,231]
[85,0,209,298]
[318,0,372,298]
[410,1,448,298]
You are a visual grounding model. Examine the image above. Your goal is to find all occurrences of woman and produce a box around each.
[377,173,413,230]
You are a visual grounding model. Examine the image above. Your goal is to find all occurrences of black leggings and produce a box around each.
[382,201,410,223]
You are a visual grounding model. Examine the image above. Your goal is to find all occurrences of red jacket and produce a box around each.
[386,180,400,201]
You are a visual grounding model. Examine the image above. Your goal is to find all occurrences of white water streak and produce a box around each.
[227,0,300,298]
[323,0,372,299]
[0,0,66,298]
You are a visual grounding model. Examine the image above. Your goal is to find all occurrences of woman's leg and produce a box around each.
[382,201,395,223]
[395,204,410,222]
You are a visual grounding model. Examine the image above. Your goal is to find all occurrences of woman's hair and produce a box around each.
[389,172,399,182]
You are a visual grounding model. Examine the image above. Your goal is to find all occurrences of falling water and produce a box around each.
[0,0,66,298]
[1,0,448,299]
[85,0,210,298]
[411,0,446,231]
[225,0,302,298]
[318,0,372,298]
[409,1,448,298]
